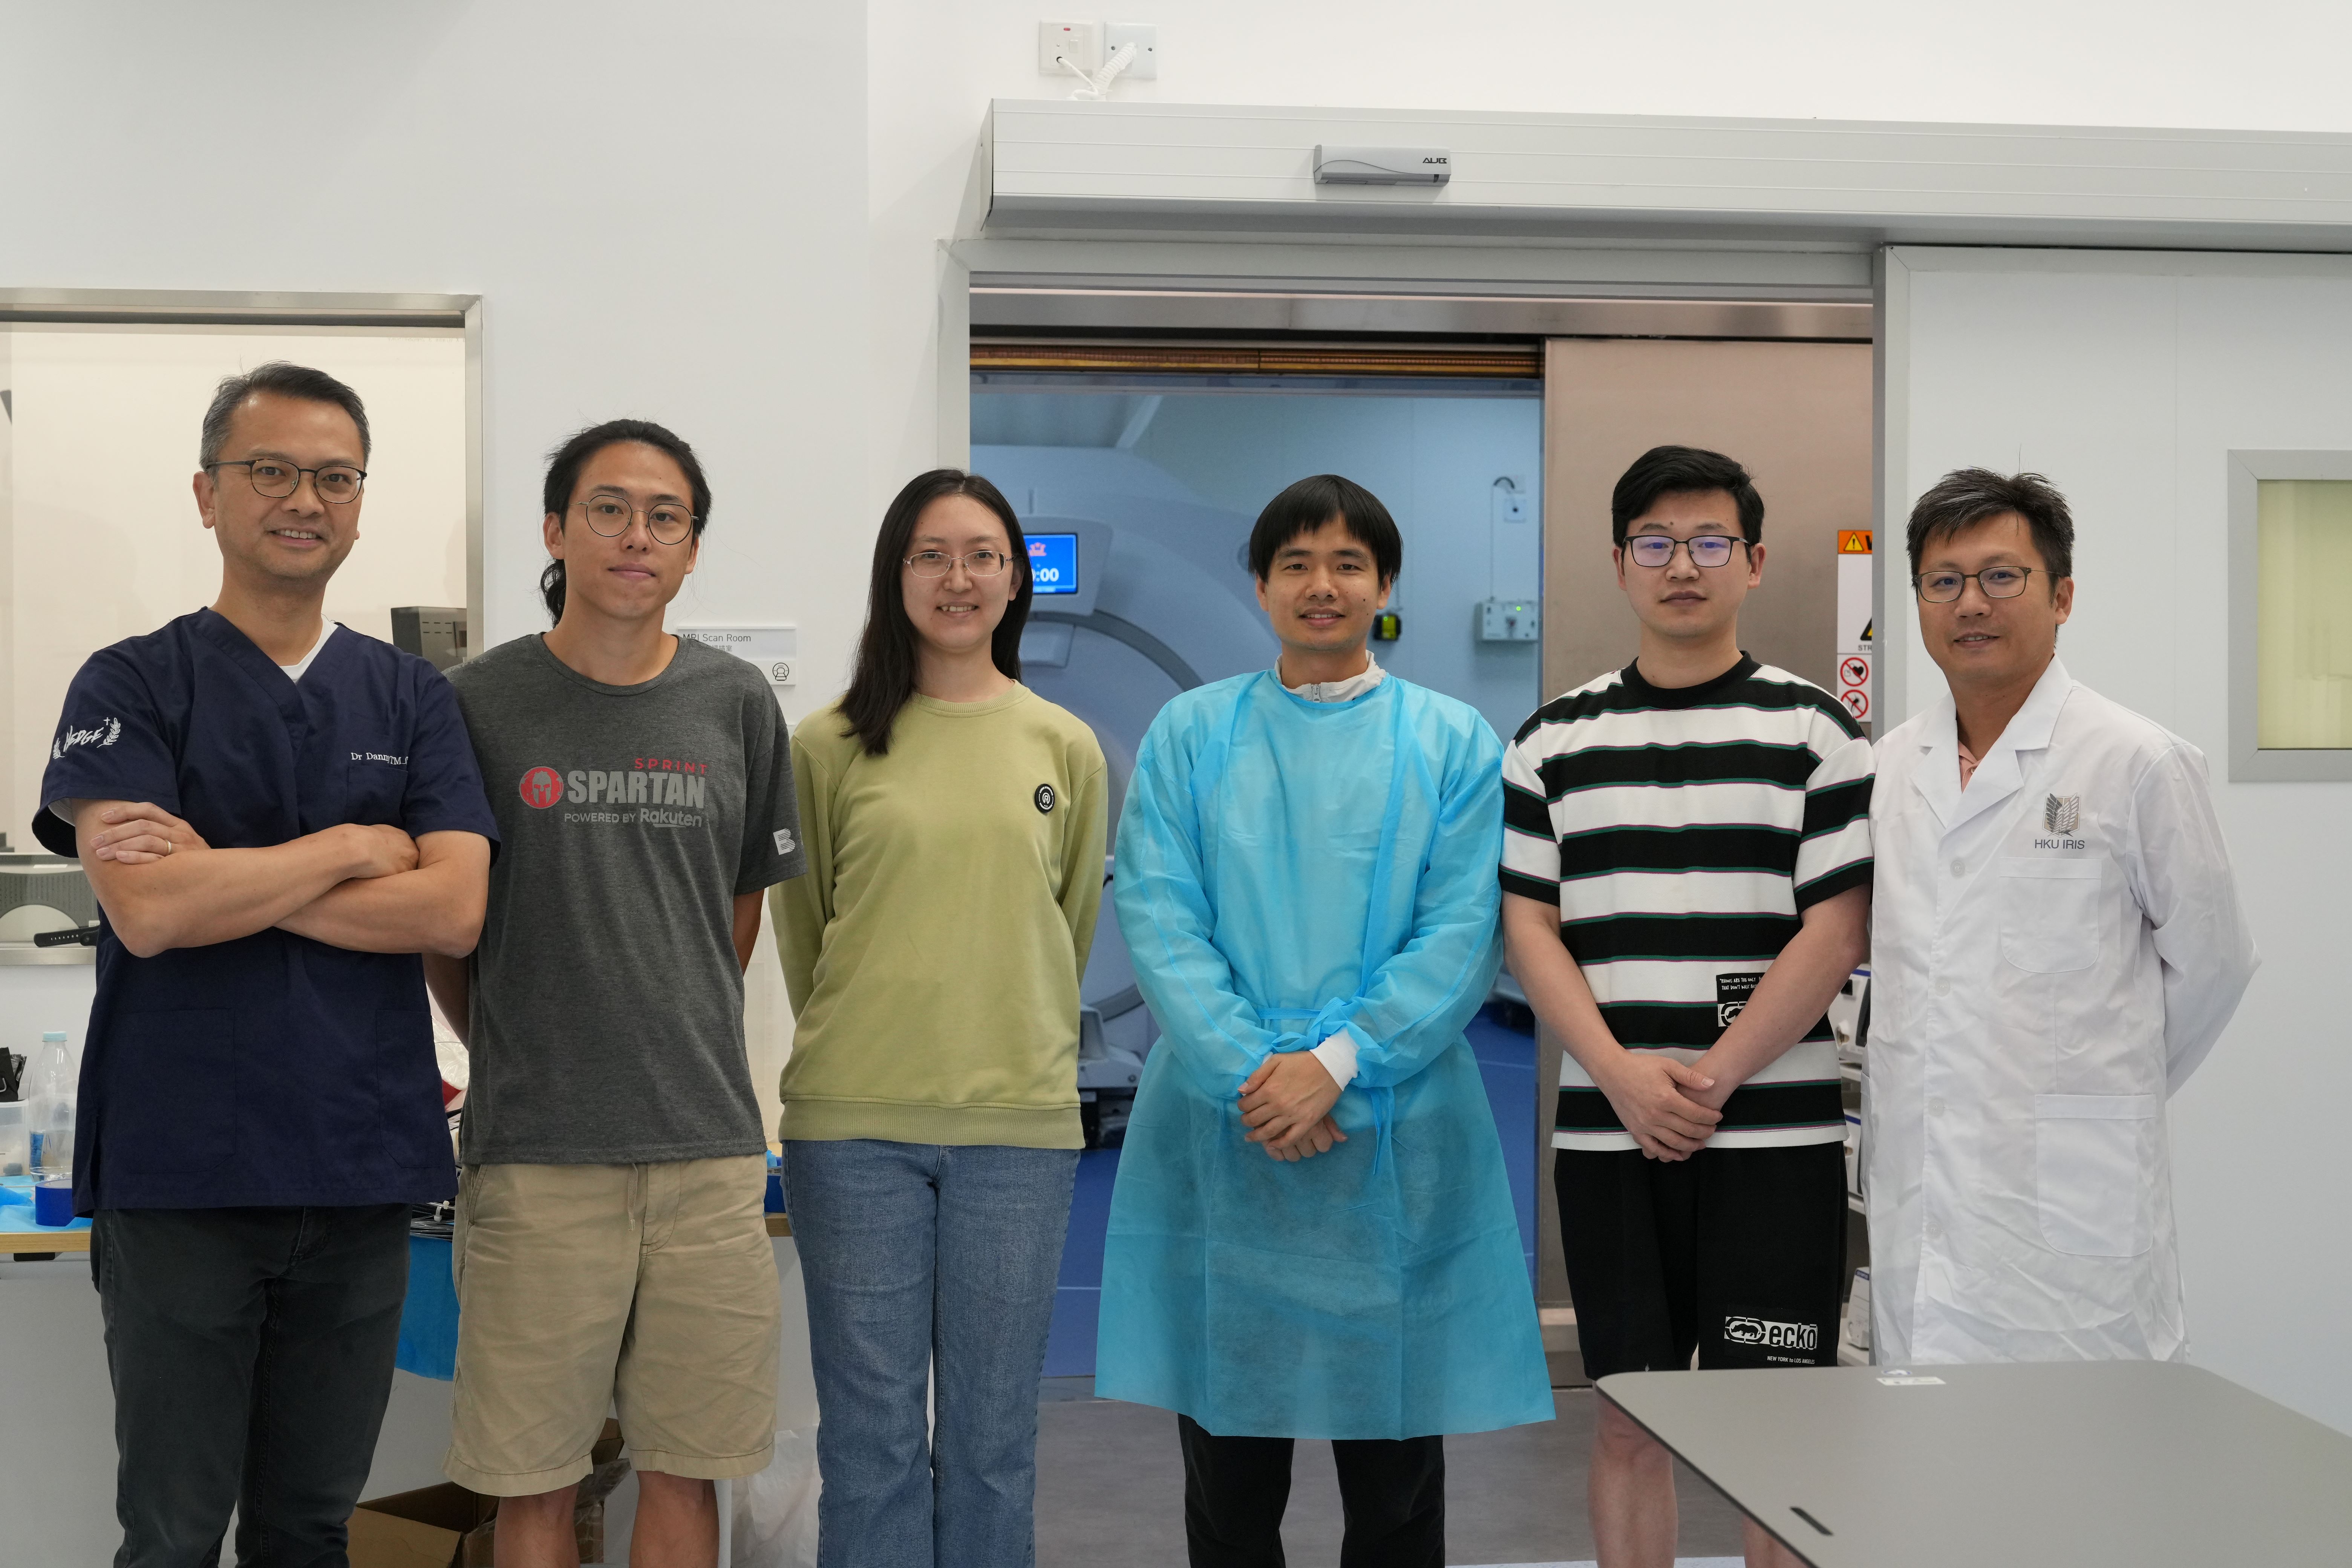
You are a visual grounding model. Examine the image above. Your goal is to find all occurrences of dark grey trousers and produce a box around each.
[92,1205,411,1568]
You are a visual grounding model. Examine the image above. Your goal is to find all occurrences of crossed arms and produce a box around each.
[67,799,488,960]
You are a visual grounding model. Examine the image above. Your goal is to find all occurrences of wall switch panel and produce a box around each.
[1476,598,1540,643]
[1038,20,1102,73]
[1105,23,1158,78]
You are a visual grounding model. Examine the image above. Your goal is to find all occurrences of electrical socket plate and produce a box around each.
[1038,20,1101,73]
[1492,481,1530,525]
[1476,599,1540,643]
[1105,22,1158,78]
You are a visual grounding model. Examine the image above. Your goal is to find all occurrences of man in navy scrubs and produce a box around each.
[33,361,497,1568]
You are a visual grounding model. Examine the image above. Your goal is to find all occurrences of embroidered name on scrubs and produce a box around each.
[31,608,502,1213]
[53,717,122,757]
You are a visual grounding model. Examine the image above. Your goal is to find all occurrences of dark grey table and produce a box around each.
[1598,1361,2352,1567]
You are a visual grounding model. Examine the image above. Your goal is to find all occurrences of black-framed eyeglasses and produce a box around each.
[1914,566,2037,603]
[578,495,696,545]
[905,549,1013,578]
[206,458,366,504]
[1625,534,1749,569]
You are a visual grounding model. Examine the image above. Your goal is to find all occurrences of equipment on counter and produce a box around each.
[28,1032,75,1179]
[390,605,468,672]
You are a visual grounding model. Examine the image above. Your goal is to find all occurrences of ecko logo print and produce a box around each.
[1724,1314,1818,1352]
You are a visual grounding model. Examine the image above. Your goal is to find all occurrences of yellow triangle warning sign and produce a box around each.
[1838,530,1874,554]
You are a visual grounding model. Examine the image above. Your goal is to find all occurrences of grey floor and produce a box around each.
[1036,1382,1747,1568]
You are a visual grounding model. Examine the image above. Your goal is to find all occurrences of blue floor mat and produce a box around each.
[1046,1005,1540,1377]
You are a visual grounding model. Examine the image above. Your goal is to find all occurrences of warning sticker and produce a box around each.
[1838,530,1874,554]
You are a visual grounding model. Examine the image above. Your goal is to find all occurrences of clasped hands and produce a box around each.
[1594,1050,1730,1162]
[82,801,418,879]
[1237,1050,1348,1162]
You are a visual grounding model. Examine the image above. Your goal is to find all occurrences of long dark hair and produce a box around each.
[539,419,714,623]
[840,469,1031,756]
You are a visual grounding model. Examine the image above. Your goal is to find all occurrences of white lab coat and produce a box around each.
[1865,657,2256,1366]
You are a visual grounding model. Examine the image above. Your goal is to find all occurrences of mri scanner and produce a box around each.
[978,444,1279,1143]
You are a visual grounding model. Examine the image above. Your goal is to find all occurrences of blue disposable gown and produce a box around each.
[1095,672,1553,1439]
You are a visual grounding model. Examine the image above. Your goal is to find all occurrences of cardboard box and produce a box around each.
[349,1420,628,1568]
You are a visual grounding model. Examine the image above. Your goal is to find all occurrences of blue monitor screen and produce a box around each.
[1028,533,1078,596]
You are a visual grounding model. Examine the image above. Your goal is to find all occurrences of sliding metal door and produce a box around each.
[1533,336,1873,1316]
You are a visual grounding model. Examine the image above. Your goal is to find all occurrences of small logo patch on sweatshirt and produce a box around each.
[1034,783,1057,814]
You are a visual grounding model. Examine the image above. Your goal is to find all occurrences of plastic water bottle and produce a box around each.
[28,1032,75,1180]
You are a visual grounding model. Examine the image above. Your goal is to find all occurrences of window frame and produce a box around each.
[2229,449,2352,780]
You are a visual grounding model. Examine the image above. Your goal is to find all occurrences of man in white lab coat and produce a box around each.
[1868,468,2257,1366]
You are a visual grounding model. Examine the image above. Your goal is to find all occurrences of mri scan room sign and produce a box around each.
[1836,530,1873,726]
[678,625,798,687]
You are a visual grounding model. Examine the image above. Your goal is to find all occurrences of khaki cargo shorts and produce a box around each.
[444,1155,781,1493]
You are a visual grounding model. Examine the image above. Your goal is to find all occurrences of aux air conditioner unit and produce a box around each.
[1313,146,1451,186]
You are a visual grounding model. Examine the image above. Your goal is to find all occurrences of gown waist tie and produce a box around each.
[1255,1000,1394,1175]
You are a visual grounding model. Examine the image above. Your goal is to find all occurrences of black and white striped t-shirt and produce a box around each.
[1501,656,1873,1151]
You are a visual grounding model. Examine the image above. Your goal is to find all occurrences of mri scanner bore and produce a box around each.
[972,384,1544,1147]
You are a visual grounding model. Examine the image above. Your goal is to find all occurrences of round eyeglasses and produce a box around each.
[905,549,1013,578]
[207,458,366,505]
[1625,534,1748,569]
[1914,566,2037,603]
[578,495,696,545]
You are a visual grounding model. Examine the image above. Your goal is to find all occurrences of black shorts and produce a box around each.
[1555,1141,1846,1381]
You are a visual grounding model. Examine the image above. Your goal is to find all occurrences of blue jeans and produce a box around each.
[784,1139,1078,1568]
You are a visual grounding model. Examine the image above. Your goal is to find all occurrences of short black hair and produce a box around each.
[199,361,370,467]
[1246,474,1402,585]
[538,419,714,623]
[1906,468,2075,582]
[1610,445,1763,545]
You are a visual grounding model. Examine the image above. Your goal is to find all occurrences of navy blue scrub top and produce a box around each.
[34,609,498,1214]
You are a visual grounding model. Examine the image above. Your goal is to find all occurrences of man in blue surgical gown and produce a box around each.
[1098,475,1552,1568]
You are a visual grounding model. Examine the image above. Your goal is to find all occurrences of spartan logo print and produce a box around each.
[520,766,564,809]
[1034,783,1057,814]
[2044,794,2082,834]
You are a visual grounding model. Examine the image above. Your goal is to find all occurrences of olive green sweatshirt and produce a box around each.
[771,687,1107,1148]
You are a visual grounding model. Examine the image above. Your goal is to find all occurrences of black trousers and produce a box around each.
[92,1205,412,1568]
[1177,1414,1444,1568]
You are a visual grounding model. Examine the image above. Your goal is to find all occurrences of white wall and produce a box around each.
[1884,248,2352,1433]
[0,2,868,695]
[1,326,466,842]
[865,0,2352,499]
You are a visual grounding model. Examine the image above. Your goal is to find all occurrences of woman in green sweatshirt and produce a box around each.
[772,468,1107,1566]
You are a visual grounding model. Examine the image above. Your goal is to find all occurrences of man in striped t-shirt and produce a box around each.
[1501,446,1871,1568]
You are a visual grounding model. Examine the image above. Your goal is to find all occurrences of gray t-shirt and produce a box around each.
[447,633,805,1164]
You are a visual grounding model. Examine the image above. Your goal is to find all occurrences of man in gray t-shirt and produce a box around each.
[422,421,809,1554]
[447,630,803,1162]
